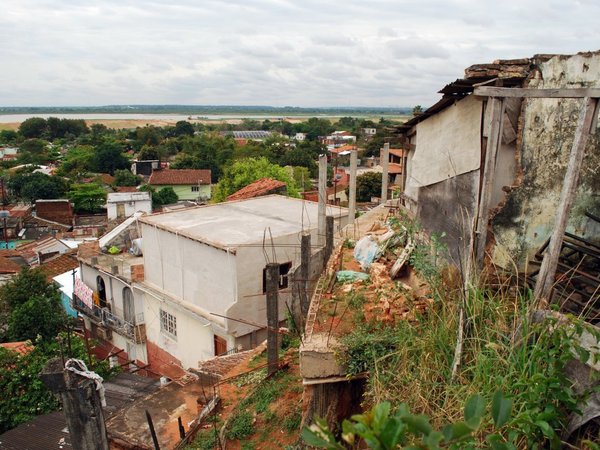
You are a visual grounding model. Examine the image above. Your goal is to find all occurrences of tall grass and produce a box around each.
[339,278,599,447]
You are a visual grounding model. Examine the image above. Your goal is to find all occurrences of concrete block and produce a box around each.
[300,333,347,379]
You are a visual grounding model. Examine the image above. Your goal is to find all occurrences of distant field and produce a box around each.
[0,115,410,131]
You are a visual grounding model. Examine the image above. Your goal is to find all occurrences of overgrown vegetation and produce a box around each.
[0,333,117,433]
[310,213,600,448]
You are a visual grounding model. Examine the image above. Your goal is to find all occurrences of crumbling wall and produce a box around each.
[491,52,600,269]
[416,171,479,267]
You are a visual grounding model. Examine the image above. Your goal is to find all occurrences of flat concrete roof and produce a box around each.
[139,195,348,249]
[107,192,151,203]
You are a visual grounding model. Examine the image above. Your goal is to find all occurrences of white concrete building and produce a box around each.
[107,192,152,221]
[75,195,348,374]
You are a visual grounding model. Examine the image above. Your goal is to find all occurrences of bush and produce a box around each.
[225,411,254,440]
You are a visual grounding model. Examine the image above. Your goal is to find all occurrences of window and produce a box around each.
[262,262,292,293]
[160,309,177,338]
[191,186,200,192]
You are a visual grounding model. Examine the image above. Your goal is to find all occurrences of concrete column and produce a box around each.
[325,216,334,260]
[348,149,357,227]
[265,263,280,376]
[318,154,328,245]
[40,358,109,450]
[300,233,311,318]
[381,142,389,203]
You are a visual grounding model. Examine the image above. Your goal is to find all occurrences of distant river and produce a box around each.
[0,113,349,123]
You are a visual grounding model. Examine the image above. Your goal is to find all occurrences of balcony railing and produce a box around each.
[72,295,146,344]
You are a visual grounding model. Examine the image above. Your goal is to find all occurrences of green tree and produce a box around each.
[156,186,178,205]
[18,117,47,139]
[0,267,66,342]
[279,146,318,177]
[170,133,235,182]
[56,145,95,177]
[68,183,107,213]
[0,334,116,433]
[136,126,162,147]
[173,120,195,136]
[0,129,18,144]
[305,117,334,141]
[137,145,162,161]
[113,169,141,186]
[413,105,424,115]
[289,166,312,191]
[8,172,68,203]
[91,140,130,174]
[18,138,48,164]
[213,157,299,202]
[356,171,382,202]
[138,184,178,208]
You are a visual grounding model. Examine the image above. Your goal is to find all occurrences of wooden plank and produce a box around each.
[533,97,599,302]
[474,86,600,99]
[475,97,505,269]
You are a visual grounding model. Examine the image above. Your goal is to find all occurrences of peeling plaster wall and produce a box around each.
[491,52,600,269]
[409,96,483,267]
[417,171,479,267]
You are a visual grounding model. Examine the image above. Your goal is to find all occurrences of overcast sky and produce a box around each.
[1,0,599,108]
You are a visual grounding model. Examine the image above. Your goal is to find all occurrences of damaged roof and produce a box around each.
[396,57,535,134]
[226,178,287,202]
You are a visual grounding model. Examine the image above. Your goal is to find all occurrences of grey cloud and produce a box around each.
[310,35,356,47]
[2,0,600,107]
[386,39,450,60]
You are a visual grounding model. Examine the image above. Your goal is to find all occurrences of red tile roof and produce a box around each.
[149,169,211,186]
[40,251,79,281]
[115,186,138,193]
[389,149,405,158]
[0,341,34,356]
[388,163,403,174]
[226,178,287,201]
[0,256,23,274]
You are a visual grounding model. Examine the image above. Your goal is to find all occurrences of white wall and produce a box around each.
[79,263,147,363]
[141,290,218,369]
[107,199,152,221]
[141,224,236,320]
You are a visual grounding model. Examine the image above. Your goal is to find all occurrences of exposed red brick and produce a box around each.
[35,200,74,226]
[226,178,287,201]
[146,340,186,379]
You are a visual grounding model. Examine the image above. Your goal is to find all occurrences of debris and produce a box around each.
[390,237,415,279]
[336,271,370,282]
[353,235,382,270]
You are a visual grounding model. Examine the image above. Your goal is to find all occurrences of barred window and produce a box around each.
[160,309,177,338]
[191,186,200,192]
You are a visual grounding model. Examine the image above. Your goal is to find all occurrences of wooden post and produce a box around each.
[381,143,390,203]
[39,358,109,450]
[474,97,505,269]
[265,263,280,376]
[533,97,599,301]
